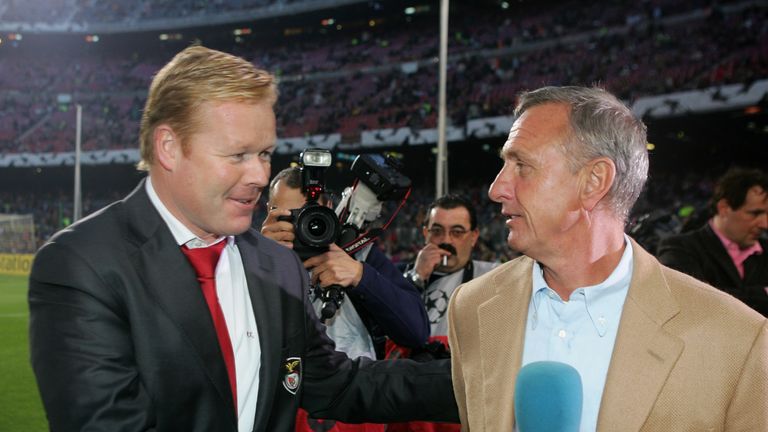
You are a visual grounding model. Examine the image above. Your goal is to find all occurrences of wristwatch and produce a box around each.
[405,269,426,290]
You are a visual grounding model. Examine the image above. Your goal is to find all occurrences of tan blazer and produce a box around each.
[448,239,767,431]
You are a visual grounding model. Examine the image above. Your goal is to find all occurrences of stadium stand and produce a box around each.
[0,0,766,256]
[1,0,766,155]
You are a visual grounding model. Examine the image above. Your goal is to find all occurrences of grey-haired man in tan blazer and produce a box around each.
[447,86,767,431]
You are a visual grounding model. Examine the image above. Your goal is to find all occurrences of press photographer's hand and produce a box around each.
[260,207,295,249]
[303,243,364,288]
[413,243,452,280]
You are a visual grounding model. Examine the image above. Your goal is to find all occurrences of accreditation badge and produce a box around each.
[282,357,302,394]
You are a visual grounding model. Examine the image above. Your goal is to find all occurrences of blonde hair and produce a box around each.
[137,45,278,170]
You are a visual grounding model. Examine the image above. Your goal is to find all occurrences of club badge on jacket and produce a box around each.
[283,357,302,394]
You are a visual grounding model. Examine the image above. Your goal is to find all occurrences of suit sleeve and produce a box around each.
[724,320,768,430]
[28,241,155,432]
[348,246,429,347]
[656,235,707,281]
[295,248,458,423]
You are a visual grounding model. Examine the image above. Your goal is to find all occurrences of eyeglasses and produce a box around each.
[426,226,471,239]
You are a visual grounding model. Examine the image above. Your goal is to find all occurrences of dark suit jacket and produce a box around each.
[347,246,429,359]
[28,180,456,431]
[657,223,768,317]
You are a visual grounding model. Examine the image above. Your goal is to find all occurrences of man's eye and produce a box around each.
[259,151,273,162]
[231,153,246,162]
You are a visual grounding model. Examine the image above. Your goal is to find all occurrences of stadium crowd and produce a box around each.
[1,0,766,153]
[0,0,742,27]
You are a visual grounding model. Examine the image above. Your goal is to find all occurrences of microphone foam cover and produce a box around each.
[514,361,583,432]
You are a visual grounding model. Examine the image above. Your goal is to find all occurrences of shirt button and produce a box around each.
[558,329,567,339]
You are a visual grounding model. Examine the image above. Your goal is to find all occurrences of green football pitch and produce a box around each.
[0,274,47,431]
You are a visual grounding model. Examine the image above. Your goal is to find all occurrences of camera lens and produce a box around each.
[307,218,327,237]
[295,204,340,248]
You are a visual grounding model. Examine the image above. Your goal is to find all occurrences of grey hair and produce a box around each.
[515,86,648,221]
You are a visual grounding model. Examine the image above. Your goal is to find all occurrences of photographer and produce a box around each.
[261,166,430,432]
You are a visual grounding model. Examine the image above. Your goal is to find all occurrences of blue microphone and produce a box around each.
[514,361,583,432]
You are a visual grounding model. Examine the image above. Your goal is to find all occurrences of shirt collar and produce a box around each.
[145,177,228,249]
[531,235,633,337]
[710,219,763,257]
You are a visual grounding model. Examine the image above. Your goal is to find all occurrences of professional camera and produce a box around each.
[278,149,341,262]
[280,149,411,320]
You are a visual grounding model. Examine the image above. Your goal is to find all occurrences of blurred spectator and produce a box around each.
[657,167,768,316]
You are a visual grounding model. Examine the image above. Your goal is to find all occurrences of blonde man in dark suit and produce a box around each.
[29,45,456,432]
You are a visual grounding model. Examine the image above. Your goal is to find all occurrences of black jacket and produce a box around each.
[657,223,768,317]
[29,179,457,431]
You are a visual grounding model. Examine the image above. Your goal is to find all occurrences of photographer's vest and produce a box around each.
[424,259,498,338]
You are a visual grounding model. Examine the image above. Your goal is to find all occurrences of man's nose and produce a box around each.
[489,168,513,203]
[757,212,768,230]
[245,158,270,188]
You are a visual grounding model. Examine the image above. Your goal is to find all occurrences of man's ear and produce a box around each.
[715,198,732,216]
[470,228,480,247]
[154,125,180,171]
[580,157,616,211]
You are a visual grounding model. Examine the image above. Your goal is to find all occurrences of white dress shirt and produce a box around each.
[146,178,261,432]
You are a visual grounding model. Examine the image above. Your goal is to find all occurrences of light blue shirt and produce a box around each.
[520,236,633,432]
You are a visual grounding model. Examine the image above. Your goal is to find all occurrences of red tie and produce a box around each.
[181,241,237,411]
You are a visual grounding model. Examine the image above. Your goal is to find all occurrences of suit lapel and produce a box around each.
[477,258,533,430]
[597,240,683,431]
[125,181,236,420]
[236,233,284,431]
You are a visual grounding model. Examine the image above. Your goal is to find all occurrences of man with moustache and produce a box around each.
[400,195,498,355]
[447,86,767,431]
[388,194,497,432]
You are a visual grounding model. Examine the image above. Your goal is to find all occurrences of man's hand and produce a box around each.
[260,208,295,249]
[413,243,452,281]
[303,243,364,288]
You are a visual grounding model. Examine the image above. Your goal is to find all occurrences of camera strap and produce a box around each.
[341,228,384,255]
